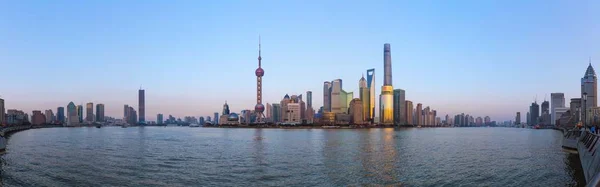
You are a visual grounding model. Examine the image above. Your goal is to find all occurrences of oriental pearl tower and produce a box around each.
[254,37,266,123]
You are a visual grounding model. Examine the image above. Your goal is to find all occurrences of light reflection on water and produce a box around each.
[0,127,586,186]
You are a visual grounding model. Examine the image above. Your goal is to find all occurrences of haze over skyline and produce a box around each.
[1,0,599,121]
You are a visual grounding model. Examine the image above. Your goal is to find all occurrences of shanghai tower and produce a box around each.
[380,43,394,125]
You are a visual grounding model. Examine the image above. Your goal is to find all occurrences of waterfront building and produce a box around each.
[393,89,406,125]
[300,96,306,121]
[405,100,413,125]
[157,114,163,124]
[416,103,423,126]
[554,107,569,125]
[254,38,266,123]
[67,102,78,126]
[126,106,137,125]
[349,98,363,125]
[222,102,231,116]
[359,75,370,123]
[266,103,272,122]
[0,98,4,124]
[379,43,394,125]
[423,107,430,126]
[526,112,531,125]
[86,102,94,122]
[139,89,145,123]
[286,103,301,124]
[582,60,598,119]
[366,69,375,123]
[57,107,65,123]
[331,79,345,113]
[44,109,54,123]
[516,112,521,125]
[571,98,582,123]
[306,107,315,124]
[77,105,83,122]
[199,116,204,125]
[31,110,45,125]
[530,102,540,125]
[321,112,335,125]
[6,110,27,125]
[482,116,489,125]
[323,81,332,112]
[550,93,565,125]
[96,104,105,122]
[206,116,211,122]
[307,91,312,109]
[214,112,219,124]
[272,103,281,123]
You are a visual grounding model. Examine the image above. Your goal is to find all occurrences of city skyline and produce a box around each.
[1,1,599,121]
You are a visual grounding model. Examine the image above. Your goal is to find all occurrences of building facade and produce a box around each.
[359,75,370,123]
[349,98,363,125]
[86,102,94,122]
[96,104,105,122]
[550,93,565,125]
[31,110,45,125]
[67,102,78,126]
[379,44,394,125]
[582,62,598,120]
[57,107,65,124]
[393,89,405,125]
[0,98,4,124]
[157,114,163,124]
[77,105,83,122]
[405,100,413,125]
[530,102,540,125]
[44,109,54,123]
[323,81,332,112]
[416,103,423,126]
[366,69,375,123]
[139,89,145,123]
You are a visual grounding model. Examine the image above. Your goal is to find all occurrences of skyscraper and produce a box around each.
[44,109,54,123]
[570,98,582,122]
[359,75,370,122]
[323,81,332,112]
[57,107,65,124]
[214,112,219,124]
[77,105,83,122]
[0,98,6,125]
[67,102,78,126]
[157,114,163,124]
[272,103,281,123]
[349,98,363,125]
[526,112,531,125]
[96,104,105,122]
[530,102,540,125]
[550,93,565,125]
[222,102,230,115]
[379,43,394,125]
[393,89,405,125]
[331,79,344,113]
[0,98,4,124]
[582,60,597,122]
[416,103,422,126]
[86,102,94,122]
[516,112,521,125]
[405,100,413,125]
[366,69,375,123]
[307,91,312,109]
[139,89,145,123]
[254,37,266,123]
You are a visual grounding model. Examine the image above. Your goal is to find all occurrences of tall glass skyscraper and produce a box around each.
[393,89,405,125]
[139,89,145,123]
[57,107,65,123]
[379,43,394,125]
[366,69,375,123]
[77,105,83,123]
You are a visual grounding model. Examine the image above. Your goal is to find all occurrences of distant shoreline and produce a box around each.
[201,125,453,129]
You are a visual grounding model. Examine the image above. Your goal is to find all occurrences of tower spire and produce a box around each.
[258,35,262,67]
[590,56,592,65]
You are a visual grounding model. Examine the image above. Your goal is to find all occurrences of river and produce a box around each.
[0,127,586,186]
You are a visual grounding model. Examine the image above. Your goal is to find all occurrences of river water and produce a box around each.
[0,127,586,186]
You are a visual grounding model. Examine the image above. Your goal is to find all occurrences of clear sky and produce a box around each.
[1,0,599,121]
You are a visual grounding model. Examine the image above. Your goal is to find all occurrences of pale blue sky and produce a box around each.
[1,0,599,121]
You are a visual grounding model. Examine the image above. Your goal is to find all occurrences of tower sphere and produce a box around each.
[255,103,265,113]
[255,67,264,77]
